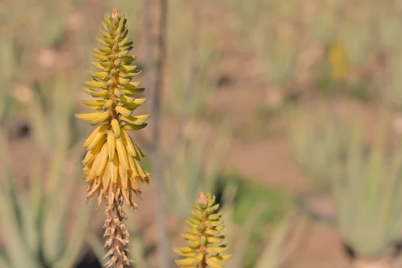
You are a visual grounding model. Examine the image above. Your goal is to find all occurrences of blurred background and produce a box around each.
[3,0,402,267]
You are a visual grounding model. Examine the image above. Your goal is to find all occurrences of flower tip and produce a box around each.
[199,192,207,205]
[112,8,120,19]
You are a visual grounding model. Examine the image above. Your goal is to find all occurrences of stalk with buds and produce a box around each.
[75,9,150,268]
[174,192,231,268]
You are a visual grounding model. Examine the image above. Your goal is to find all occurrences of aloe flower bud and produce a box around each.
[76,9,150,268]
[174,192,231,268]
[76,8,149,211]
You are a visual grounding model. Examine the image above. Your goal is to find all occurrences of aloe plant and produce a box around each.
[29,73,83,153]
[253,212,304,268]
[166,0,220,116]
[332,119,402,262]
[0,70,93,268]
[167,37,219,116]
[254,22,300,89]
[339,7,372,67]
[377,8,402,51]
[228,0,266,39]
[164,122,232,219]
[0,131,93,268]
[220,180,304,268]
[222,182,265,268]
[174,192,232,267]
[386,48,402,107]
[0,0,35,28]
[35,0,67,47]
[0,28,31,122]
[307,0,337,43]
[287,104,348,190]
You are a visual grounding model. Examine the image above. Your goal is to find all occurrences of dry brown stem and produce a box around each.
[103,185,132,268]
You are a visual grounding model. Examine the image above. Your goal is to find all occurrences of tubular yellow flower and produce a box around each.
[174,192,231,268]
[76,9,149,211]
[329,37,348,82]
[76,9,149,268]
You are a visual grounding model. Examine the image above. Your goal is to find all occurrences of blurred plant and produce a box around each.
[29,73,82,153]
[222,0,303,90]
[223,0,266,39]
[254,21,300,89]
[329,37,348,83]
[168,40,219,116]
[112,0,143,38]
[222,182,265,268]
[287,104,344,190]
[386,48,402,107]
[339,7,372,67]
[269,0,300,20]
[0,0,35,28]
[332,119,402,264]
[164,121,231,220]
[0,28,31,122]
[286,104,348,190]
[219,180,303,268]
[35,0,67,47]
[166,0,220,116]
[253,212,305,268]
[75,9,150,267]
[174,192,231,267]
[376,7,402,51]
[308,1,337,43]
[0,130,93,268]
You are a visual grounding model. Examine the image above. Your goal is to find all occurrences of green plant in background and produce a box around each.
[217,178,300,268]
[112,0,143,38]
[75,9,150,268]
[254,20,300,90]
[219,182,261,268]
[221,0,266,39]
[0,28,31,122]
[339,5,372,67]
[387,48,402,107]
[287,104,348,191]
[224,0,302,91]
[0,0,35,30]
[269,0,300,20]
[36,0,67,47]
[307,0,338,43]
[168,40,219,116]
[166,0,220,116]
[174,192,231,268]
[0,131,93,268]
[29,73,83,153]
[332,119,402,264]
[164,122,232,220]
[253,212,304,268]
[376,6,402,51]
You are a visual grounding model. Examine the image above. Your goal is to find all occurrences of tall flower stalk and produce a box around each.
[174,192,231,268]
[76,9,150,268]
